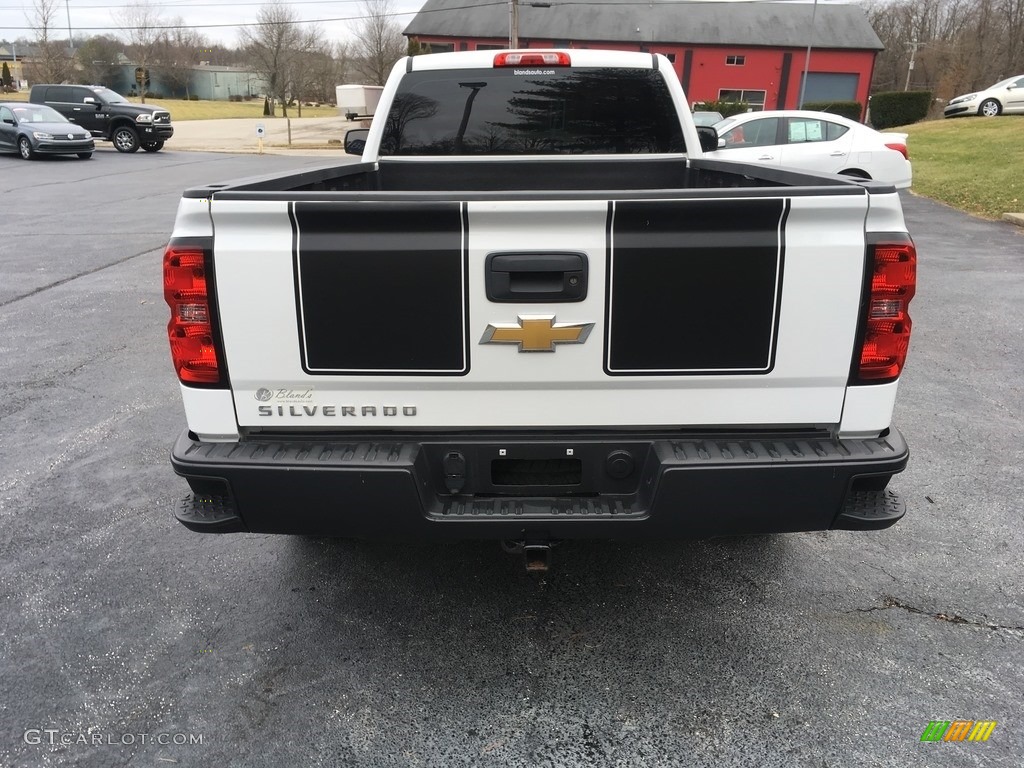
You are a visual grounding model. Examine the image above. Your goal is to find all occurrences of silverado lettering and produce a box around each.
[164,49,915,563]
[257,405,417,417]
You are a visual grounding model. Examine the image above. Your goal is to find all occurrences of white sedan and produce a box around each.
[705,110,912,189]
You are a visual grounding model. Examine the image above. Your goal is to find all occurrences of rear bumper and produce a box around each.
[171,428,909,539]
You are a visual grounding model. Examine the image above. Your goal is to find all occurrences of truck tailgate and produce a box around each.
[208,192,869,430]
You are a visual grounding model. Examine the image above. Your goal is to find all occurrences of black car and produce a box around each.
[28,84,173,153]
[0,102,95,160]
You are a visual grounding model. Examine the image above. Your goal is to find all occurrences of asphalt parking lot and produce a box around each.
[0,147,1021,767]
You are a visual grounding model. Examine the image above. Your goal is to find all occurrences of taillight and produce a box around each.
[164,244,222,385]
[855,238,916,382]
[493,52,571,67]
[884,142,909,160]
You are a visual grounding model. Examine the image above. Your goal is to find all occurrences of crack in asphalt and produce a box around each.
[863,563,898,583]
[0,342,128,403]
[0,244,165,308]
[855,595,1024,634]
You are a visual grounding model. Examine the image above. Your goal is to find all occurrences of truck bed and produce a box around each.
[186,157,890,199]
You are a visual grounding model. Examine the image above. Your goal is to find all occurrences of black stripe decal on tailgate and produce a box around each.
[291,201,469,375]
[605,198,789,375]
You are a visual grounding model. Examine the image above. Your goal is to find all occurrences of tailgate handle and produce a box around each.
[485,252,588,303]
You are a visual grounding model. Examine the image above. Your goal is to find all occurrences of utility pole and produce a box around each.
[65,0,72,47]
[510,0,519,48]
[797,0,819,109]
[904,39,921,91]
[509,1,549,49]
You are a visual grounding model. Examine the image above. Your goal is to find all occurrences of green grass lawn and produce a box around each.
[899,116,1024,219]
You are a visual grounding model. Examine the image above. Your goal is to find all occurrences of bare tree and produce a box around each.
[286,38,349,113]
[997,0,1024,74]
[25,0,72,83]
[352,0,406,86]
[283,28,327,116]
[944,0,997,91]
[118,1,165,102]
[313,42,350,104]
[159,20,209,99]
[76,35,123,87]
[864,0,1024,101]
[200,44,240,68]
[240,2,320,117]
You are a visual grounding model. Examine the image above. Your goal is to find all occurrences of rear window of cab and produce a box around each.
[380,68,686,155]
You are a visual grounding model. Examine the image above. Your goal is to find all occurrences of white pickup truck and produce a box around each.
[164,50,915,561]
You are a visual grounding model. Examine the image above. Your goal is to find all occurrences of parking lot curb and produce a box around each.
[172,146,346,156]
[1002,212,1024,227]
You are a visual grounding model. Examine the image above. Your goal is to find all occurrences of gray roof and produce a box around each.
[1,43,44,59]
[405,0,883,51]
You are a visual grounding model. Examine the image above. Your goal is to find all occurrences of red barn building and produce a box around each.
[404,0,883,117]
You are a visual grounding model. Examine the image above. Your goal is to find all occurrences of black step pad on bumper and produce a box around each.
[834,488,906,530]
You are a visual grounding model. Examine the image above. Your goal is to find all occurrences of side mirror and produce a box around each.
[696,126,718,153]
[718,137,726,148]
[344,128,369,155]
[2,118,14,125]
[83,97,96,104]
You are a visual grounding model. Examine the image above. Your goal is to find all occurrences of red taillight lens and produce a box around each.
[494,51,571,67]
[885,142,909,160]
[164,244,222,385]
[857,239,916,382]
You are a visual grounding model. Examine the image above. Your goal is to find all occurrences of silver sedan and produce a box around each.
[943,74,1024,118]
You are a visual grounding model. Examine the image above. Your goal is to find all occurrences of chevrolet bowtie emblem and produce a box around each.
[480,315,594,352]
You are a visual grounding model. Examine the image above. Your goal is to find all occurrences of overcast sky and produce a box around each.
[0,0,429,48]
[1,0,836,50]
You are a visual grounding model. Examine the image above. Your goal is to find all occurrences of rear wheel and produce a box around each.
[18,136,35,160]
[840,169,871,180]
[112,125,140,153]
[141,140,164,152]
[77,152,93,159]
[979,98,1001,117]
